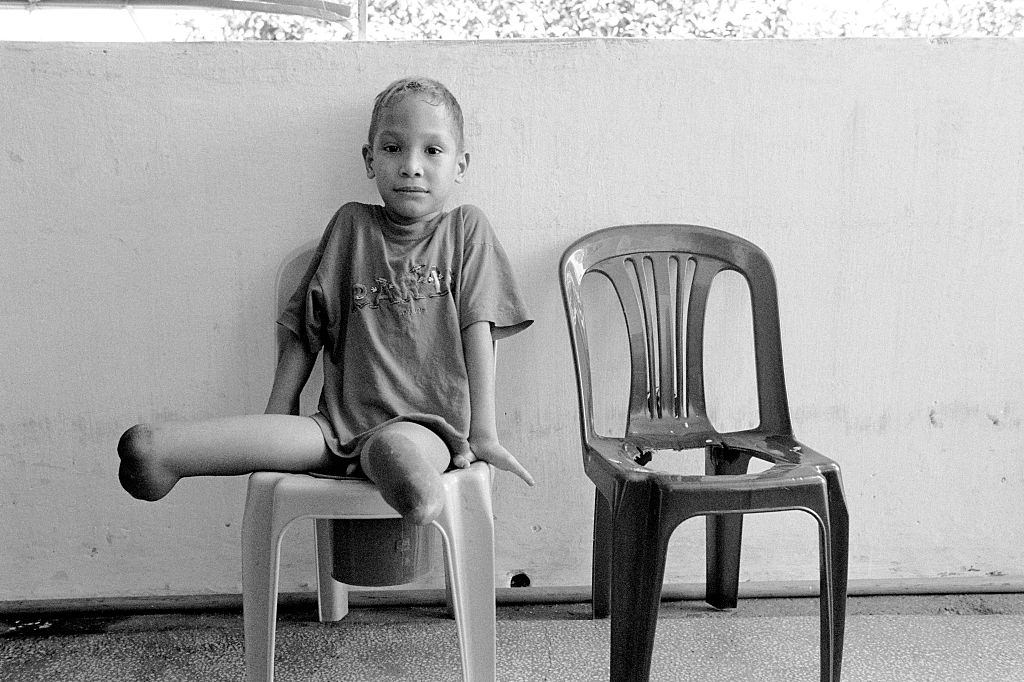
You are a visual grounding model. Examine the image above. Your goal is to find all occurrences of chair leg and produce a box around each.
[443,550,456,619]
[592,487,613,619]
[609,485,671,682]
[808,475,849,682]
[824,473,849,682]
[242,473,289,682]
[434,466,496,682]
[705,512,744,609]
[313,519,349,622]
[704,446,750,610]
[812,505,837,682]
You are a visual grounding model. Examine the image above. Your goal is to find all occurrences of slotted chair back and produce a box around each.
[561,224,791,450]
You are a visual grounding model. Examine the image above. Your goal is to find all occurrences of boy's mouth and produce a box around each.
[395,186,428,193]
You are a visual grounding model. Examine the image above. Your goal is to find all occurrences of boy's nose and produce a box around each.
[400,152,423,176]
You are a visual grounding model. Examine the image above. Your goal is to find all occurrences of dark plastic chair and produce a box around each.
[559,225,849,682]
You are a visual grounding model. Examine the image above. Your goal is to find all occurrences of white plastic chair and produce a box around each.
[240,245,498,681]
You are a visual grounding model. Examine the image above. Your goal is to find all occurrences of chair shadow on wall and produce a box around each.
[240,244,499,682]
[559,224,849,682]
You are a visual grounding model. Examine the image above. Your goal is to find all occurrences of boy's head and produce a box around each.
[367,77,465,152]
[363,77,470,226]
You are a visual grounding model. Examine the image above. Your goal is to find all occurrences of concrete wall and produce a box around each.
[2,38,1023,603]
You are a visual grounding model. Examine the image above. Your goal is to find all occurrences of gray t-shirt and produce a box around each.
[278,202,533,465]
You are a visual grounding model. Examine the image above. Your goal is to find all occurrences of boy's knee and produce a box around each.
[118,424,154,461]
[364,427,415,457]
[363,424,449,471]
[360,424,448,525]
[118,423,180,501]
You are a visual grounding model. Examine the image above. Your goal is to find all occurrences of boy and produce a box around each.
[118,77,534,526]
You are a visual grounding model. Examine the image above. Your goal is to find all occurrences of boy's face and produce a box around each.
[362,96,469,226]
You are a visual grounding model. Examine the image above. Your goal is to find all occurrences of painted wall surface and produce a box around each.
[2,39,1023,602]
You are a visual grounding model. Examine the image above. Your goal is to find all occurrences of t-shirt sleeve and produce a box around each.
[456,206,534,340]
[276,208,343,354]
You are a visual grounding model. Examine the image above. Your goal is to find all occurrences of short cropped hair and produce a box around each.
[367,77,465,151]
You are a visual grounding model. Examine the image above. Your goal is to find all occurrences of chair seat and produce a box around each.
[252,472,398,516]
[585,434,837,494]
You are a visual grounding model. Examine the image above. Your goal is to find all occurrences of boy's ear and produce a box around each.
[455,151,470,184]
[361,144,375,178]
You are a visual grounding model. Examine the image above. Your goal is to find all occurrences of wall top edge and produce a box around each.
[4,36,1024,51]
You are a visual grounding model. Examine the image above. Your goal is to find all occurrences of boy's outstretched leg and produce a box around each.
[118,415,333,501]
[360,422,449,526]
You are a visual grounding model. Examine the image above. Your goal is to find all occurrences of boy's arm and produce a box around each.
[264,329,319,416]
[458,320,535,486]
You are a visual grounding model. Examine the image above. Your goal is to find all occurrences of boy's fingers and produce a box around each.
[517,469,536,487]
[452,452,477,469]
[467,444,535,486]
[499,458,535,487]
[452,442,476,469]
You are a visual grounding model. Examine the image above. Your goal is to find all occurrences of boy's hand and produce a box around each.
[455,437,535,487]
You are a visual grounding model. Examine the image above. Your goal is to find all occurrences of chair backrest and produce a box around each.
[276,243,324,415]
[559,224,792,450]
[276,242,318,352]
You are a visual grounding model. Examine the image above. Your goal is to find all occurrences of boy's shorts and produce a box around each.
[310,412,364,478]
[308,411,464,479]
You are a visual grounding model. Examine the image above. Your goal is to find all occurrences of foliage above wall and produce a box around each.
[181,0,1024,41]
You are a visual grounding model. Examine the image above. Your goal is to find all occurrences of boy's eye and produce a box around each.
[426,146,444,155]
[382,144,400,153]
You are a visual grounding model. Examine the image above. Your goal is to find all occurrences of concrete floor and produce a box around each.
[2,594,1023,681]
